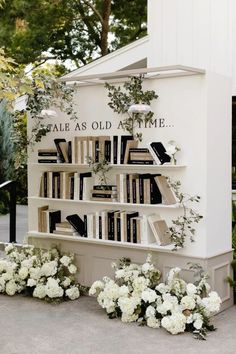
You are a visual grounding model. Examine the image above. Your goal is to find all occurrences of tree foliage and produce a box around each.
[0,0,147,67]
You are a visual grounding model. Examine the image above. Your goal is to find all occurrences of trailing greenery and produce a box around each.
[169,179,203,250]
[87,155,112,187]
[25,73,78,145]
[105,76,158,141]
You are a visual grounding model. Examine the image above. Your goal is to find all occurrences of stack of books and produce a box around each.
[39,171,93,200]
[90,185,117,202]
[53,221,79,236]
[38,206,61,233]
[38,149,58,164]
[128,148,154,165]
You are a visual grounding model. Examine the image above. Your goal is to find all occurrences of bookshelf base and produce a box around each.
[27,232,234,311]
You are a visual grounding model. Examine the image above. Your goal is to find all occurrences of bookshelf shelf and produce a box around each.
[29,163,187,170]
[27,231,176,253]
[29,196,181,209]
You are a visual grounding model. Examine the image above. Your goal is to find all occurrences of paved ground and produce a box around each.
[0,205,28,244]
[0,206,235,354]
[0,294,235,354]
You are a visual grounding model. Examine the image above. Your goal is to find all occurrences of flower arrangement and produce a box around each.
[0,244,84,301]
[165,140,181,165]
[89,255,221,340]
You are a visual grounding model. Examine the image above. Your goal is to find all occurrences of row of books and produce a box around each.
[37,137,172,166]
[39,171,177,205]
[116,174,177,205]
[38,207,172,246]
[39,171,93,200]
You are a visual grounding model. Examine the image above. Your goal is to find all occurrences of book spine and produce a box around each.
[38,152,57,157]
[84,215,87,237]
[43,172,47,197]
[95,140,99,162]
[38,159,58,163]
[117,216,121,242]
[113,136,118,164]
[91,193,117,198]
[133,219,137,243]
[68,141,72,163]
[128,160,154,165]
[99,216,102,239]
[132,178,137,204]
[126,174,130,203]
[70,177,74,200]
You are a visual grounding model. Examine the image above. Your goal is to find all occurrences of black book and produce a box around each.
[99,216,102,239]
[132,177,137,204]
[52,172,60,198]
[70,176,74,200]
[126,212,139,242]
[43,172,47,197]
[107,210,118,241]
[49,210,61,233]
[116,213,121,242]
[113,136,118,164]
[149,142,171,165]
[84,215,87,238]
[95,140,99,162]
[38,151,58,157]
[79,172,92,200]
[138,174,150,204]
[129,160,154,165]
[54,138,66,163]
[38,159,58,163]
[126,174,130,203]
[129,148,150,153]
[150,174,162,204]
[66,214,85,236]
[132,218,137,243]
[93,185,117,191]
[105,140,111,162]
[120,136,133,164]
[91,193,116,198]
[68,141,72,163]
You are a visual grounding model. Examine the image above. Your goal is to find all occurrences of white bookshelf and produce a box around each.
[27,67,233,309]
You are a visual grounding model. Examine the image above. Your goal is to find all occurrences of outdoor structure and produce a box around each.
[27,0,234,310]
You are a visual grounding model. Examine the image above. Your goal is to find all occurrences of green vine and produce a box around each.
[87,155,112,188]
[105,76,158,141]
[168,179,203,250]
[25,74,78,145]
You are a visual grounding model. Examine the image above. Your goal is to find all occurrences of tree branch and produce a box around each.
[80,0,103,24]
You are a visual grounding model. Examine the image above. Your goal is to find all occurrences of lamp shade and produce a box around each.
[41,109,58,117]
[128,103,151,114]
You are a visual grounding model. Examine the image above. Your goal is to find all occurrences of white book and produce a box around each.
[119,173,126,203]
[77,140,82,165]
[120,211,126,242]
[141,215,149,244]
[83,140,87,165]
[48,172,53,198]
[147,214,172,246]
[88,140,93,160]
[82,176,93,200]
[117,135,121,165]
[73,173,80,200]
[87,213,95,239]
[101,210,109,240]
[95,211,100,239]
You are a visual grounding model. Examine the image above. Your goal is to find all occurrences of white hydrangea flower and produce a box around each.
[41,261,57,277]
[147,316,160,329]
[142,263,151,273]
[29,267,41,280]
[5,280,17,296]
[21,259,33,269]
[60,255,71,267]
[89,280,104,296]
[118,285,129,297]
[65,286,80,300]
[121,313,139,323]
[192,313,203,330]
[201,291,222,315]
[141,288,158,303]
[0,260,9,273]
[115,269,125,279]
[45,277,64,298]
[68,264,77,274]
[133,276,150,294]
[146,305,156,318]
[186,283,197,296]
[155,283,170,294]
[0,277,6,292]
[118,296,140,316]
[61,277,71,288]
[33,285,46,299]
[19,267,29,280]
[5,244,14,254]
[181,295,196,310]
[27,278,37,287]
[161,312,186,335]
